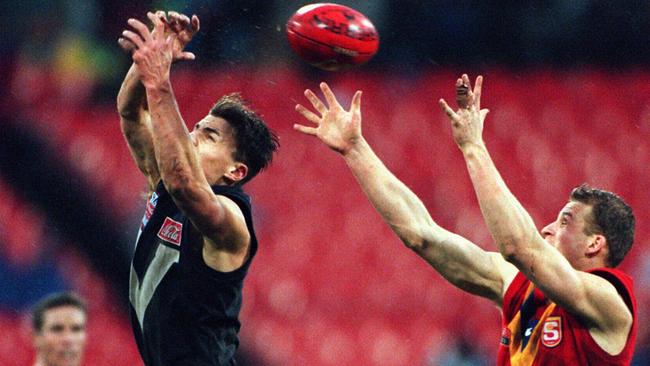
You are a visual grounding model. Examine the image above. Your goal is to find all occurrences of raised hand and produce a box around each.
[118,10,199,62]
[162,10,200,62]
[294,82,363,155]
[120,12,176,89]
[439,74,490,150]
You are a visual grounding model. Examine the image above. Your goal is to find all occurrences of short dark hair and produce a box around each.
[570,184,635,267]
[209,93,279,185]
[31,292,87,332]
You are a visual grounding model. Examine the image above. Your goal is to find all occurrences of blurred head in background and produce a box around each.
[31,293,87,366]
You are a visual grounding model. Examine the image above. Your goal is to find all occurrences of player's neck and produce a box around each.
[574,256,608,272]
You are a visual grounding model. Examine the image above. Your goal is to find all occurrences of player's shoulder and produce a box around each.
[211,185,251,205]
[586,267,635,307]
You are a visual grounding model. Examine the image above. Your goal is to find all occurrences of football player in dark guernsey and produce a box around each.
[117,10,278,365]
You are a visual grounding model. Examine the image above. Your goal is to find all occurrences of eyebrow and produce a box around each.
[561,211,573,219]
[204,126,220,135]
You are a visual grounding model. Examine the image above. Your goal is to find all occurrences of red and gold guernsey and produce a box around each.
[497,268,636,366]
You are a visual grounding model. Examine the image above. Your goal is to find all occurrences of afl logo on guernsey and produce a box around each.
[140,192,159,229]
[500,327,511,346]
[157,217,183,246]
[541,316,562,348]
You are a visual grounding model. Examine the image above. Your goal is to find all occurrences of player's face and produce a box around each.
[541,201,594,264]
[190,115,243,185]
[34,306,87,366]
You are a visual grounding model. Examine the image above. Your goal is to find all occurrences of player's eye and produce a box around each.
[50,325,65,333]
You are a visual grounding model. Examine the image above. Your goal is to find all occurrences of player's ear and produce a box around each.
[225,163,248,184]
[586,234,606,257]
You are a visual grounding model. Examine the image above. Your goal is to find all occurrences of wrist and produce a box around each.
[342,137,370,160]
[144,79,172,98]
[460,141,488,158]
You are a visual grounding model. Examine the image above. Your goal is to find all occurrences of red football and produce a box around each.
[286,3,380,71]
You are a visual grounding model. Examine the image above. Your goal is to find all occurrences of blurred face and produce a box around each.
[190,115,245,185]
[541,201,596,266]
[34,306,87,366]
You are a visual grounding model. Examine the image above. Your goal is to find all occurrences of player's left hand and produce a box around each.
[439,74,490,151]
[118,11,198,63]
[121,12,176,89]
[164,11,200,62]
[294,82,363,155]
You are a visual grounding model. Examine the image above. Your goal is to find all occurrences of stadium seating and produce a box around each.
[8,68,650,365]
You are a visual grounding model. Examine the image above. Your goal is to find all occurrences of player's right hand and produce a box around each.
[294,82,364,156]
[439,74,490,151]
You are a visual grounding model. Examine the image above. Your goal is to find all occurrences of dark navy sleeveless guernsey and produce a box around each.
[129,181,257,366]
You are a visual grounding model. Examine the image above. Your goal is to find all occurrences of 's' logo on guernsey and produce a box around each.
[541,316,562,348]
[157,217,183,246]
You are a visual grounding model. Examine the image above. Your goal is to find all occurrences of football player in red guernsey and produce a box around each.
[295,76,636,365]
[439,74,636,365]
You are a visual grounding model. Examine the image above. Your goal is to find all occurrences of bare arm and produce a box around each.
[440,74,632,352]
[294,83,517,305]
[117,11,200,192]
[124,14,249,266]
[117,63,159,191]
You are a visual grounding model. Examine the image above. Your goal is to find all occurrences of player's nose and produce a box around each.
[541,222,554,238]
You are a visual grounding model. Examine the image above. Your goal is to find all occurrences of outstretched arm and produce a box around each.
[122,13,250,270]
[117,63,159,191]
[294,83,517,305]
[440,74,632,353]
[117,11,199,191]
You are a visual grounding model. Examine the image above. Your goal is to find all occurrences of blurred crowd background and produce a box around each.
[2,1,650,365]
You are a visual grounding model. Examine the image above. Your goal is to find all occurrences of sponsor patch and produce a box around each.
[541,316,562,348]
[157,217,183,246]
[500,327,511,346]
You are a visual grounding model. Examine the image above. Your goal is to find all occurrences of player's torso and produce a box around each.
[497,272,635,366]
[129,183,254,365]
[498,302,596,365]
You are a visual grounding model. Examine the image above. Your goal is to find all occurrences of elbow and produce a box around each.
[399,224,434,252]
[165,179,193,199]
[498,230,540,263]
[162,169,196,198]
[500,242,518,263]
[402,236,425,252]
[497,234,524,262]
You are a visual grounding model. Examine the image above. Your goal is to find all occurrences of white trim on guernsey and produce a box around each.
[129,244,180,329]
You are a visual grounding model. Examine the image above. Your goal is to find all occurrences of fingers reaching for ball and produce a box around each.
[118,10,199,61]
[454,74,484,111]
